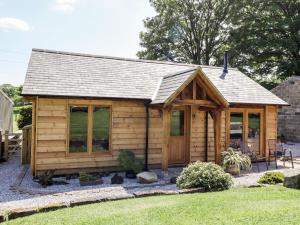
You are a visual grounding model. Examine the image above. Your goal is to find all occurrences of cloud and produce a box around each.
[0,17,30,31]
[54,0,77,13]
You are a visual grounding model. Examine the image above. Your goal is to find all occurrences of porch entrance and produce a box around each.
[169,107,189,165]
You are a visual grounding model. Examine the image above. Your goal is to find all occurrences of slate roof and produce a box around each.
[22,48,288,106]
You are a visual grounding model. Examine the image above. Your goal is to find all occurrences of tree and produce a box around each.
[138,0,235,65]
[0,84,24,106]
[224,0,300,80]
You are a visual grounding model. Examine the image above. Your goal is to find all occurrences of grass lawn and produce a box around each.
[4,186,300,225]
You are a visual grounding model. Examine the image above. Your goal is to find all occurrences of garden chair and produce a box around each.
[237,140,268,172]
[268,139,294,169]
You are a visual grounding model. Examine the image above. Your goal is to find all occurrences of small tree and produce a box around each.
[17,105,32,129]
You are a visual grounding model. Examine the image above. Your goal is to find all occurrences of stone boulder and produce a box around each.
[283,174,300,189]
[137,171,158,184]
[170,176,177,184]
[111,173,124,184]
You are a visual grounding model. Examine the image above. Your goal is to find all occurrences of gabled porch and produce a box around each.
[151,68,229,171]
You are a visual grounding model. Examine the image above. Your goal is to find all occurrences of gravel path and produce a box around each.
[0,149,299,216]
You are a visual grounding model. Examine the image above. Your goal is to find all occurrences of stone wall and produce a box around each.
[272,76,300,142]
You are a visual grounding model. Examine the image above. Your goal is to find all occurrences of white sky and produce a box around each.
[0,0,156,85]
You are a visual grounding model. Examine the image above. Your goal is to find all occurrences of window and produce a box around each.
[68,105,111,154]
[92,107,110,152]
[228,109,263,155]
[69,106,88,153]
[171,110,184,136]
[248,113,261,155]
[230,112,243,148]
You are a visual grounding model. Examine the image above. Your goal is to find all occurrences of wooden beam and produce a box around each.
[211,110,222,165]
[192,80,196,100]
[173,99,217,108]
[162,108,171,171]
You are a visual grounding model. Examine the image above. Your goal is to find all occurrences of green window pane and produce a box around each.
[171,110,184,136]
[69,106,88,153]
[93,107,110,152]
[230,112,243,147]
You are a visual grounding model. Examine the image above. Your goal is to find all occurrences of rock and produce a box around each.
[170,177,177,184]
[111,173,124,184]
[125,170,136,179]
[136,171,158,184]
[283,174,300,189]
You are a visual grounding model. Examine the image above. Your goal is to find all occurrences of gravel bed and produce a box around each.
[0,148,299,217]
[0,153,32,203]
[233,159,300,187]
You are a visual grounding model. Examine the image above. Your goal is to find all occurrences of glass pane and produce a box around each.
[248,113,260,155]
[69,106,88,153]
[93,107,110,152]
[171,110,184,136]
[230,112,243,148]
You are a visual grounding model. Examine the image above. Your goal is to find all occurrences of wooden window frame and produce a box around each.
[226,107,264,157]
[67,103,112,157]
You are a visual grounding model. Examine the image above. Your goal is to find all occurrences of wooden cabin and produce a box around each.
[22,49,287,175]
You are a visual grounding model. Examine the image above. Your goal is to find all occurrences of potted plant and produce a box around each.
[118,150,143,178]
[222,148,251,176]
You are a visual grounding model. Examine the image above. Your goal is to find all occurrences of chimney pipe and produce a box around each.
[223,51,228,74]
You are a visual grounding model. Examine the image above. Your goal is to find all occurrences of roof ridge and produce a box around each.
[162,68,197,79]
[31,48,238,70]
[32,48,196,67]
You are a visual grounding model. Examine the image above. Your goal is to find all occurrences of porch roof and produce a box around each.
[22,48,287,106]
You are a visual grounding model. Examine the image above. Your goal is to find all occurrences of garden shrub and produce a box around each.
[79,172,99,182]
[258,172,285,184]
[17,105,32,129]
[176,162,233,191]
[118,150,143,174]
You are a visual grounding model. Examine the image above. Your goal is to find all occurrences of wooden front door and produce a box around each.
[169,107,189,164]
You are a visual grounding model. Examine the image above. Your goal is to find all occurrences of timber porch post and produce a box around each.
[210,110,222,165]
[162,108,171,171]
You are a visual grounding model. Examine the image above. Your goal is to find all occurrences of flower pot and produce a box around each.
[225,165,240,176]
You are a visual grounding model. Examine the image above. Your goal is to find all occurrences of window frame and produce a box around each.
[226,108,264,157]
[67,103,112,156]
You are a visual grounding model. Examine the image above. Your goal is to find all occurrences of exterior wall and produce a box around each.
[0,90,13,133]
[34,98,163,174]
[272,77,300,142]
[265,105,278,155]
[190,108,226,163]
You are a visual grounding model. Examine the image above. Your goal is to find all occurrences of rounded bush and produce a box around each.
[258,172,285,184]
[176,162,233,191]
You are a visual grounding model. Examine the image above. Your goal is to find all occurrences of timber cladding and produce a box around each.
[33,98,163,174]
[31,97,276,175]
[32,97,225,175]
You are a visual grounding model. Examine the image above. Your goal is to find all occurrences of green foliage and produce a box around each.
[138,0,234,65]
[0,84,24,106]
[138,0,299,82]
[118,150,143,174]
[229,0,300,80]
[176,162,232,191]
[79,172,99,182]
[258,172,285,184]
[222,148,252,171]
[17,105,32,129]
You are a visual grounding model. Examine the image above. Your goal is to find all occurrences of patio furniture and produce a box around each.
[268,139,294,169]
[237,141,268,172]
